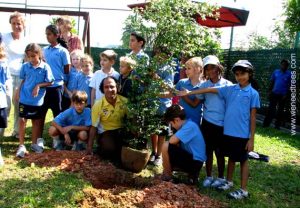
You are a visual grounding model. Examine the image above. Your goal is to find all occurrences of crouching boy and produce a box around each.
[49,91,91,150]
[161,104,206,184]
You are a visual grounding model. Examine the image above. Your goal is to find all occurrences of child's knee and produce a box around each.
[48,126,58,136]
[78,131,88,141]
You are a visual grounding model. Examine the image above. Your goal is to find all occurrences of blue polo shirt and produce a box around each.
[197,78,232,126]
[156,64,174,115]
[271,69,291,95]
[54,107,91,127]
[65,67,81,96]
[19,61,54,106]
[175,119,206,162]
[43,44,70,87]
[75,72,93,105]
[176,78,202,125]
[0,61,11,108]
[218,84,260,138]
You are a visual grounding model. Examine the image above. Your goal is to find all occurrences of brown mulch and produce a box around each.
[24,150,226,208]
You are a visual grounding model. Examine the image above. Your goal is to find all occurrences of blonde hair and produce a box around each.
[0,44,6,59]
[9,11,25,27]
[62,16,73,31]
[186,57,203,68]
[81,54,94,67]
[120,56,136,70]
[100,50,117,61]
[70,49,84,59]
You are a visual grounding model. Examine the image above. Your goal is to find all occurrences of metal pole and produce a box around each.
[78,0,81,35]
[294,32,300,49]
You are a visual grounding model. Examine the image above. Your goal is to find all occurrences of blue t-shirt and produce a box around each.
[43,44,70,87]
[271,69,291,95]
[19,61,54,106]
[156,64,174,115]
[218,84,260,138]
[197,78,232,126]
[175,119,206,162]
[54,107,92,127]
[176,78,202,125]
[75,72,93,105]
[0,61,10,108]
[65,67,81,97]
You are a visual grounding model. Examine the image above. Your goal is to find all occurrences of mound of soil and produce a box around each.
[24,151,225,208]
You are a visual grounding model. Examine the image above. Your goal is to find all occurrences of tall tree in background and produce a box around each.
[284,0,300,33]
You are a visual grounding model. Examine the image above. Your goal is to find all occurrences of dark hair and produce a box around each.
[46,24,68,48]
[99,76,119,94]
[25,43,43,60]
[164,104,186,122]
[233,66,259,91]
[130,32,146,48]
[71,91,88,104]
[281,59,290,66]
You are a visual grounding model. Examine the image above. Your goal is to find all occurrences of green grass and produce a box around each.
[0,110,299,207]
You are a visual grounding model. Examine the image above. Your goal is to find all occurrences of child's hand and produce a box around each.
[32,85,40,97]
[64,134,71,145]
[62,126,72,135]
[177,88,190,96]
[245,139,254,152]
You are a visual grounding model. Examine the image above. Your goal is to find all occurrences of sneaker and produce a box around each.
[211,177,226,188]
[16,145,27,158]
[153,156,162,166]
[227,188,249,199]
[31,144,43,153]
[75,141,86,151]
[149,152,156,163]
[216,180,233,191]
[202,176,214,187]
[37,138,44,149]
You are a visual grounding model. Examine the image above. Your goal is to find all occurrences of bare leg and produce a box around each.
[240,160,249,191]
[226,158,235,182]
[205,150,213,177]
[31,119,41,144]
[157,135,165,156]
[162,141,172,176]
[151,134,158,154]
[18,118,27,145]
[216,154,225,178]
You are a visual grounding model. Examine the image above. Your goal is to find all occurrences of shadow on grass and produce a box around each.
[256,125,300,150]
[198,158,300,208]
[0,170,87,208]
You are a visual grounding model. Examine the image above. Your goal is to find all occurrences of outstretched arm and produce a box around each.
[246,108,257,152]
[178,87,218,96]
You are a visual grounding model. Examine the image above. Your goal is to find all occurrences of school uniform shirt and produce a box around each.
[0,61,11,108]
[75,72,93,105]
[175,119,206,162]
[65,67,81,97]
[217,84,260,138]
[176,78,203,125]
[197,78,232,127]
[156,64,174,115]
[43,44,70,87]
[89,69,120,102]
[54,107,91,127]
[2,32,29,76]
[91,95,127,133]
[118,72,133,98]
[19,61,54,106]
[271,69,291,95]
[129,50,150,65]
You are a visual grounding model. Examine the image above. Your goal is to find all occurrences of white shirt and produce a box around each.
[2,32,29,76]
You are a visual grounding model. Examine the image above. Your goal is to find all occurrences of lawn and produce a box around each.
[0,111,299,208]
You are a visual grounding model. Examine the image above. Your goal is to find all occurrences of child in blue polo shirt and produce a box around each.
[198,55,232,188]
[179,60,260,199]
[49,91,91,151]
[62,49,84,110]
[74,54,94,107]
[175,57,204,125]
[161,104,206,185]
[15,43,54,158]
[0,43,11,136]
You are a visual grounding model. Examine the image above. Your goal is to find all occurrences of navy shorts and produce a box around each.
[19,103,43,119]
[222,135,249,162]
[0,108,7,128]
[201,118,224,154]
[168,143,203,177]
[41,86,63,118]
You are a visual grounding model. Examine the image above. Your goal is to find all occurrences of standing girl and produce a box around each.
[179,60,260,199]
[15,43,54,157]
[199,55,232,188]
[40,25,70,139]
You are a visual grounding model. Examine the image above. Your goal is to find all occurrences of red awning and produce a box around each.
[128,2,249,28]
